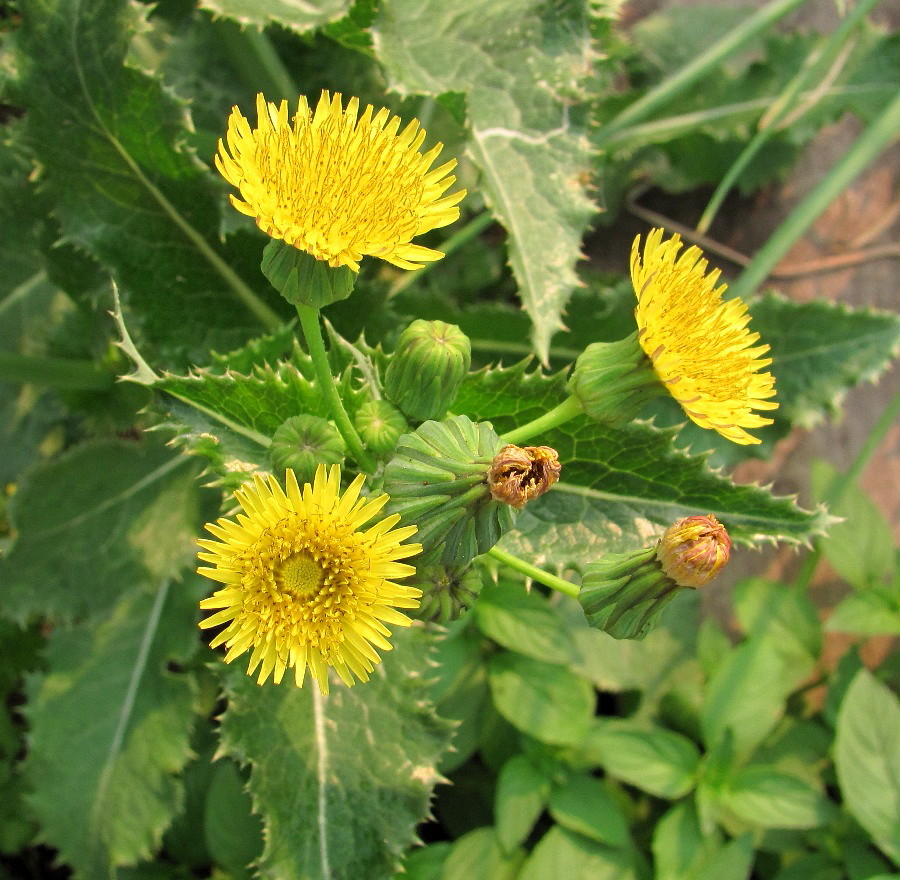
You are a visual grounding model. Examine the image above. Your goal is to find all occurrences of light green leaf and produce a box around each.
[474,578,575,665]
[812,460,896,591]
[198,0,352,32]
[701,635,798,760]
[487,653,594,747]
[394,843,451,880]
[442,828,524,880]
[721,765,831,829]
[826,591,900,636]
[218,625,453,880]
[495,755,552,854]
[23,582,199,879]
[651,802,754,880]
[11,0,285,364]
[429,619,490,774]
[732,577,821,664]
[579,719,701,799]
[547,775,631,848]
[835,669,900,863]
[0,440,201,623]
[376,0,597,361]
[518,827,639,880]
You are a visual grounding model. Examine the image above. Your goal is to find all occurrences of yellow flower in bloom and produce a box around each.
[215,90,466,271]
[632,229,778,444]
[197,464,422,694]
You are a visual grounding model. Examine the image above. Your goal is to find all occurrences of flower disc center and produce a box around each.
[275,551,324,597]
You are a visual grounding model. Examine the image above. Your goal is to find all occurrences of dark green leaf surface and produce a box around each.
[12,0,284,364]
[0,440,201,623]
[23,582,199,878]
[376,0,598,360]
[834,669,900,863]
[218,625,453,880]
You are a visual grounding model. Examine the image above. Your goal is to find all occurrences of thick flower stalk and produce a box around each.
[215,91,466,271]
[632,229,778,444]
[197,464,422,694]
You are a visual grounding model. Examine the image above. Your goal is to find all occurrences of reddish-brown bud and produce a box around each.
[487,444,561,509]
[656,514,731,588]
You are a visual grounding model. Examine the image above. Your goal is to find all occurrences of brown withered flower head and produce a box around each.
[487,444,562,509]
[656,514,731,588]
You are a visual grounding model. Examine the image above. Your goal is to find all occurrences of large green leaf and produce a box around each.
[0,439,202,623]
[755,295,900,429]
[218,625,453,880]
[10,0,285,365]
[23,581,200,879]
[455,361,828,567]
[198,0,352,32]
[834,669,900,863]
[376,0,598,361]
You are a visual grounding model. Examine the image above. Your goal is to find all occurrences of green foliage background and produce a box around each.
[0,0,898,878]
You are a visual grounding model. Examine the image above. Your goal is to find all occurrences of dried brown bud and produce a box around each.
[656,514,731,588]
[487,444,561,509]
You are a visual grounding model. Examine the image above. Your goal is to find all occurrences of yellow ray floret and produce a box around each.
[632,229,778,445]
[215,90,466,271]
[197,464,422,694]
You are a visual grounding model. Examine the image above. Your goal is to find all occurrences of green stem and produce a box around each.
[696,0,878,235]
[594,0,810,146]
[218,20,298,102]
[794,392,900,592]
[0,352,114,390]
[488,546,580,599]
[389,212,495,296]
[295,304,376,473]
[499,396,583,446]
[730,90,900,298]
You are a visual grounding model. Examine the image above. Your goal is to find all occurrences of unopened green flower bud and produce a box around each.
[269,415,345,484]
[384,319,471,421]
[383,415,516,568]
[578,515,732,640]
[261,238,355,309]
[657,514,731,588]
[412,564,484,623]
[354,400,408,457]
[569,332,665,426]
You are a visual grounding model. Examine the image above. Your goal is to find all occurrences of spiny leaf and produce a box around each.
[0,439,202,623]
[198,0,353,33]
[10,0,285,366]
[218,625,453,880]
[375,0,598,362]
[456,361,830,569]
[23,581,200,879]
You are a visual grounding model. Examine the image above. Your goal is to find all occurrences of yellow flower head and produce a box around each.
[197,464,422,694]
[632,229,778,445]
[215,90,466,271]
